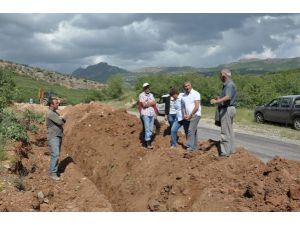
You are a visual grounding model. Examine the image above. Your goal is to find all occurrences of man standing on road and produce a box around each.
[46,97,66,181]
[181,81,201,151]
[139,83,156,149]
[210,68,237,157]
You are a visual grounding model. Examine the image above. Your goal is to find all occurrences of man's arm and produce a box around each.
[186,100,200,120]
[210,96,230,104]
[47,111,65,125]
[210,83,232,104]
[191,100,200,115]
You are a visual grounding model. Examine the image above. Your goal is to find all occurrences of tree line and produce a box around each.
[134,69,300,108]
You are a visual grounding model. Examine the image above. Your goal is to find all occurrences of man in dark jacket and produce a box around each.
[46,97,66,180]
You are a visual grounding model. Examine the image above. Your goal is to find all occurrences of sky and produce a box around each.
[1,13,300,73]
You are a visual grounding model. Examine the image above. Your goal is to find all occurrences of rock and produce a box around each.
[37,191,45,203]
[43,198,49,204]
[3,163,11,170]
[168,196,189,211]
[266,195,287,206]
[289,186,300,200]
[32,199,40,210]
[40,203,50,212]
[148,199,161,211]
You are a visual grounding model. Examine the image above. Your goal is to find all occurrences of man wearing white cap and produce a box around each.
[139,83,156,149]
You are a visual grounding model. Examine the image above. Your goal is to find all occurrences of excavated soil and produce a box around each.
[0,105,112,212]
[1,102,300,211]
[61,103,300,212]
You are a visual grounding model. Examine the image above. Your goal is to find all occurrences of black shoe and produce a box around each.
[219,153,229,158]
[146,141,153,149]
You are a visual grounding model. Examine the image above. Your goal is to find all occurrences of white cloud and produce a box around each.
[1,14,300,72]
[241,46,277,59]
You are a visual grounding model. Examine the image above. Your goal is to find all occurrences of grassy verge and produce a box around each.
[202,106,300,141]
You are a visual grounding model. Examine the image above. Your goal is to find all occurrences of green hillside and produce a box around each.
[12,73,96,105]
[199,57,300,75]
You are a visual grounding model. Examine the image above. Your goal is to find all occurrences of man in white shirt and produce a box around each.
[181,81,201,151]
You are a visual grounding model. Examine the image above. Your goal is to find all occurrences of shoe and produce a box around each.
[170,146,177,149]
[186,147,194,151]
[219,153,229,158]
[50,175,60,181]
[146,141,153,149]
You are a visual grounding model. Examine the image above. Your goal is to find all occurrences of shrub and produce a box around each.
[0,108,28,143]
[0,69,16,111]
[0,134,7,161]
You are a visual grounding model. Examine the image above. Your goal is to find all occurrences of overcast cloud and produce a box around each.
[0,13,300,73]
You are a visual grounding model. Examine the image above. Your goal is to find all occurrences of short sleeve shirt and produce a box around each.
[221,80,237,107]
[181,89,201,116]
[139,92,156,116]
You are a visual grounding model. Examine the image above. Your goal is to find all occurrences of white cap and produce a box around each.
[143,82,150,88]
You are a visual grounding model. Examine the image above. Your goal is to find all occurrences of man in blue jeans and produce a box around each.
[139,83,156,149]
[46,97,66,181]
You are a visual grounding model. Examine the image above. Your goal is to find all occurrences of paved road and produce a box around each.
[197,125,300,163]
[128,111,300,163]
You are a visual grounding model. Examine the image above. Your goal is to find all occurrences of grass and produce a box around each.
[12,74,96,105]
[0,135,7,161]
[201,106,300,141]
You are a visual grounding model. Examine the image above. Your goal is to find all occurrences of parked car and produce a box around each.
[254,95,300,130]
[156,94,169,116]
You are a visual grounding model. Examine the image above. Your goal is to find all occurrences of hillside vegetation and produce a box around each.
[134,69,300,108]
[0,59,104,89]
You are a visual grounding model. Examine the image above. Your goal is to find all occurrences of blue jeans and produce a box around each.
[142,115,154,141]
[171,119,184,147]
[48,136,62,176]
[167,114,177,130]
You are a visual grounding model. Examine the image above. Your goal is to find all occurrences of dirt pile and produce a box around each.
[61,103,300,211]
[0,119,112,212]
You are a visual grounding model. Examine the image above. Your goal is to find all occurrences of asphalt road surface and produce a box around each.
[128,111,300,163]
[197,126,300,163]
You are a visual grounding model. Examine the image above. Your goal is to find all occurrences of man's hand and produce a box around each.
[184,114,192,121]
[210,99,218,104]
[149,100,156,106]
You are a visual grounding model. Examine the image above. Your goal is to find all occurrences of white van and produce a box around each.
[156,94,169,116]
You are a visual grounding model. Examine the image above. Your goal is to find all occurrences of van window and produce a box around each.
[280,98,291,108]
[294,99,300,109]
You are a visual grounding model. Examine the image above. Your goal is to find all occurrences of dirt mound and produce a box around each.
[0,121,112,212]
[61,103,300,211]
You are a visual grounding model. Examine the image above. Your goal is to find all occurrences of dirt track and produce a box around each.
[1,102,300,211]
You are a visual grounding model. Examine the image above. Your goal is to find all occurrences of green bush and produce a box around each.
[0,108,28,143]
[85,75,125,102]
[0,69,16,111]
[0,134,7,161]
[23,109,44,124]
